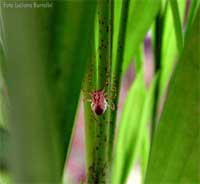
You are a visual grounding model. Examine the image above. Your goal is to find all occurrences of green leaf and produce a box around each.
[122,0,161,73]
[112,73,157,184]
[0,6,9,174]
[140,131,150,182]
[160,0,186,96]
[139,75,158,179]
[134,45,144,74]
[49,2,97,169]
[0,127,9,171]
[184,0,200,39]
[0,7,6,56]
[109,0,131,165]
[112,72,146,184]
[2,1,96,183]
[145,6,200,183]
[0,171,12,184]
[169,0,184,53]
[0,7,7,128]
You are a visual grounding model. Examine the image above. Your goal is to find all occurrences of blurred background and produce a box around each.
[0,0,198,184]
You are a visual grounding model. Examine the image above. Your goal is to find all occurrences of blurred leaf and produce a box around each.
[121,0,161,73]
[160,0,186,96]
[0,5,9,174]
[136,75,157,180]
[0,7,6,56]
[139,75,158,180]
[185,0,200,39]
[0,171,12,184]
[2,1,96,183]
[3,5,63,183]
[134,45,144,74]
[49,2,97,168]
[140,131,150,182]
[145,6,200,183]
[0,127,9,171]
[112,71,146,184]
[169,0,183,53]
[0,6,7,128]
[112,73,157,184]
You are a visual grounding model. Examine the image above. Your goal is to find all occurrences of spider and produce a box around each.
[92,89,114,115]
[83,88,115,116]
[83,59,117,116]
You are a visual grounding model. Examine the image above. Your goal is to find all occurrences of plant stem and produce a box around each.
[93,1,111,183]
[110,0,114,63]
[84,1,113,183]
[98,0,111,90]
[108,0,130,163]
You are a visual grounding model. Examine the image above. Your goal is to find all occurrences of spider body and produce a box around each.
[91,90,108,116]
[82,64,116,116]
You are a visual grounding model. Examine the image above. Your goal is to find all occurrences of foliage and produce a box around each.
[0,0,199,184]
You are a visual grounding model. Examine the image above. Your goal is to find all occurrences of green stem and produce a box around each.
[96,0,110,182]
[98,0,111,90]
[110,0,114,63]
[109,0,130,163]
[84,1,113,183]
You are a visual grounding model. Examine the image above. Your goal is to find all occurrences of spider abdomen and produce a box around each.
[91,90,108,116]
[94,105,104,116]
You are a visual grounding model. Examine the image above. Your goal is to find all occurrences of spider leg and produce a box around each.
[81,89,93,103]
[83,98,92,103]
[104,91,116,100]
[107,101,115,111]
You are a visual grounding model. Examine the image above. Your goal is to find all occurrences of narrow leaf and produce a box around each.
[160,0,186,96]
[112,72,146,184]
[140,131,150,182]
[49,1,97,169]
[0,127,9,171]
[120,75,157,183]
[184,0,200,39]
[112,73,157,184]
[122,0,161,73]
[109,0,130,164]
[169,0,183,54]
